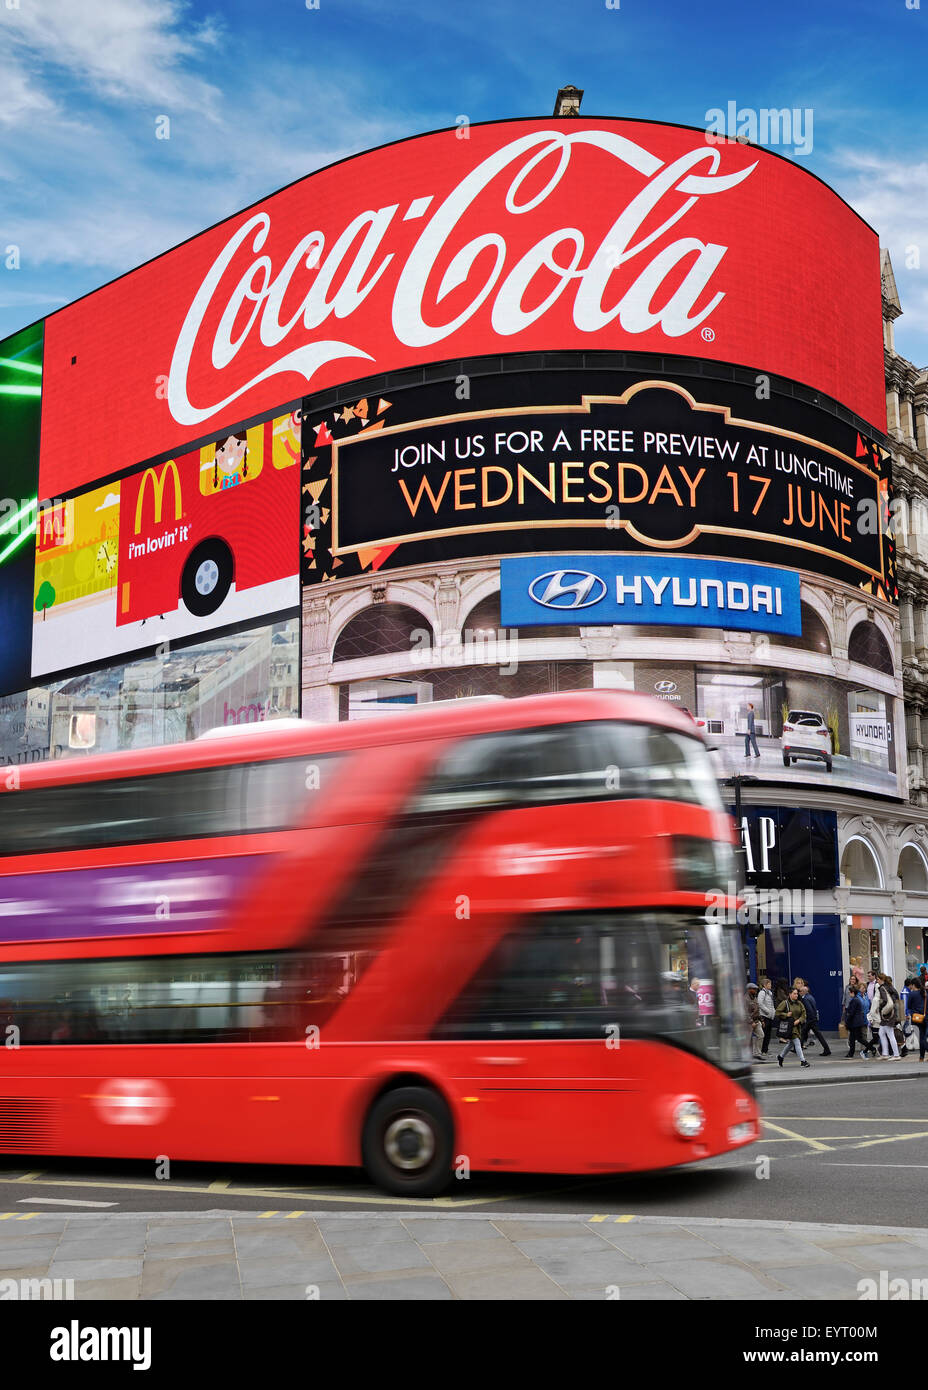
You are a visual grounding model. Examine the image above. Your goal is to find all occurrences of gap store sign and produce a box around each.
[501,555,802,634]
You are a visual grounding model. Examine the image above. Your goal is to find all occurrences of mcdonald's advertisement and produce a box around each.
[31,411,301,679]
[301,362,895,602]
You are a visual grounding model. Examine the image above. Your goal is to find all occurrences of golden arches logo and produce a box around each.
[134,460,182,534]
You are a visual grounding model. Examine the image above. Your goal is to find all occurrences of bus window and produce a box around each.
[409,721,720,814]
[434,911,740,1067]
[0,755,340,856]
[0,946,378,1045]
[602,724,723,811]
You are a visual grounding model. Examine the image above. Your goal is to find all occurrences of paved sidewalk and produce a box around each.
[0,1212,927,1300]
[755,1033,927,1085]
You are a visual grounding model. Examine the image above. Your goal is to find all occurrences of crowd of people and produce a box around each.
[743,966,928,1068]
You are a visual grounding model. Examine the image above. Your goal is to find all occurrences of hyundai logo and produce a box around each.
[654,680,678,694]
[528,569,607,610]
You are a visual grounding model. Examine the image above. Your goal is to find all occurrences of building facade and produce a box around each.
[2,114,926,1028]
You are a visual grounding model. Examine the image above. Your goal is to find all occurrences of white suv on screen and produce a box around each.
[781,710,833,772]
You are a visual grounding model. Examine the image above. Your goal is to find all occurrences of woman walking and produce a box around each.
[907,974,928,1062]
[775,986,810,1068]
[875,974,902,1059]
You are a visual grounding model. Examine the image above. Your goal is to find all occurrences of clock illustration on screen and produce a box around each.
[95,540,118,576]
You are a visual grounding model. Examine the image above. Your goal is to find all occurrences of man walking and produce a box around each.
[798,980,831,1056]
[757,976,776,1054]
[744,702,761,759]
[845,983,876,1058]
[745,983,766,1061]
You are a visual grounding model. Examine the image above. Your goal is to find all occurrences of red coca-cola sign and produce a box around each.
[39,117,886,498]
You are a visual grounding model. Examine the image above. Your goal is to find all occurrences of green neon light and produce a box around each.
[0,384,42,396]
[0,516,36,566]
[0,497,37,541]
[0,357,42,376]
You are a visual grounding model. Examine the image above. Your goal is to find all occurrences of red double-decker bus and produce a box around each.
[0,691,758,1195]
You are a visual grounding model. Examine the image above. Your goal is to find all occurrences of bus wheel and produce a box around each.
[362,1086,454,1197]
[181,540,233,617]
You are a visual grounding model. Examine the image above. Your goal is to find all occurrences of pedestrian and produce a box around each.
[876,974,902,1059]
[745,983,766,1061]
[845,983,876,1058]
[773,977,790,1010]
[757,975,776,1054]
[866,970,882,1051]
[744,702,761,759]
[841,971,858,1032]
[775,986,810,1068]
[869,974,900,1059]
[906,974,928,1062]
[798,981,831,1056]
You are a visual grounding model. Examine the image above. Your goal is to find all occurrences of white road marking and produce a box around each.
[18,1197,117,1207]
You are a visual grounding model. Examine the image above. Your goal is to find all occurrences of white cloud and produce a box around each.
[828,149,928,367]
[95,493,120,511]
[1,0,221,115]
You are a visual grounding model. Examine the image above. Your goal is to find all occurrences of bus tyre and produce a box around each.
[782,753,790,766]
[362,1086,454,1197]
[181,539,233,617]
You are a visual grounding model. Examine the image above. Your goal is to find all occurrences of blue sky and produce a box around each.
[1,0,926,364]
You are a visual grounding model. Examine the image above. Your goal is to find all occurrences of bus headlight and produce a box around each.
[672,1098,706,1139]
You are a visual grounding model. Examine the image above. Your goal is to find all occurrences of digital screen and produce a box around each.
[39,117,885,500]
[31,411,301,680]
[0,322,43,699]
[301,363,895,600]
[635,652,902,800]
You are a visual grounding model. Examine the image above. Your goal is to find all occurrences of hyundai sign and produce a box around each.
[501,555,802,634]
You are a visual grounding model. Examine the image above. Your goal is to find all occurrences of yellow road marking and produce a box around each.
[12,1171,43,1183]
[0,1173,551,1210]
[285,1210,305,1218]
[614,1215,635,1223]
[207,1180,232,1191]
[844,1131,928,1151]
[768,1116,928,1123]
[761,1121,834,1152]
[589,1215,608,1223]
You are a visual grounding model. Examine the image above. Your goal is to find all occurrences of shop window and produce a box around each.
[847,621,893,676]
[899,845,928,892]
[462,592,580,641]
[840,837,883,889]
[333,604,432,661]
[777,602,831,655]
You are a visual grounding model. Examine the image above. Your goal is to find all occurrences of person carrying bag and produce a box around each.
[775,986,810,1069]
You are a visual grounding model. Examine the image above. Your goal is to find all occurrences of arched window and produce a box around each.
[847,621,893,676]
[333,603,432,661]
[899,844,928,892]
[840,837,883,889]
[777,602,831,655]
[463,592,580,640]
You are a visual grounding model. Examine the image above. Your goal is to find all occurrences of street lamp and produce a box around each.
[724,772,761,980]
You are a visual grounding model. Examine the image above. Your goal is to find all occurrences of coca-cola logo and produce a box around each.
[168,129,757,429]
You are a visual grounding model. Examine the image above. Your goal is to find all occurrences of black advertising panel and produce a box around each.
[301,360,894,600]
[728,804,839,890]
[0,322,43,699]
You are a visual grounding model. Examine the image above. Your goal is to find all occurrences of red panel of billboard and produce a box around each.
[39,117,886,499]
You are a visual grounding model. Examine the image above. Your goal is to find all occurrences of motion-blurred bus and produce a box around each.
[0,691,757,1195]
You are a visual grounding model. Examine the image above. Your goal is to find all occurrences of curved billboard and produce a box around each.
[39,116,885,500]
[301,360,895,600]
